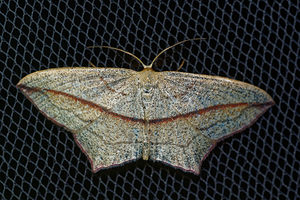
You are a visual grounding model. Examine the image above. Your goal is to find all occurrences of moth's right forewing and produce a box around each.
[17,67,145,172]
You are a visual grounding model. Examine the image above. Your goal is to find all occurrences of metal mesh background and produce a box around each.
[1,1,299,199]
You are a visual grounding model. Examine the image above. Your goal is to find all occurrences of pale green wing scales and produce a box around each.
[17,67,148,172]
[146,71,274,173]
[17,40,274,174]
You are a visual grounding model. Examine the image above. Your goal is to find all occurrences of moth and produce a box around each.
[17,39,274,174]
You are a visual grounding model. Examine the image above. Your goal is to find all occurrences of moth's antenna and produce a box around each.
[87,46,146,68]
[88,61,97,68]
[150,38,206,68]
[177,60,185,71]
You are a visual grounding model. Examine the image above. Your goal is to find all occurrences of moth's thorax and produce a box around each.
[135,69,159,119]
[137,69,160,94]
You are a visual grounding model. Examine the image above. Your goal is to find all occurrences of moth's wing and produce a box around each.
[149,71,274,174]
[17,67,145,172]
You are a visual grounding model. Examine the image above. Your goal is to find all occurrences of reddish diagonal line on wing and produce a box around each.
[18,84,271,125]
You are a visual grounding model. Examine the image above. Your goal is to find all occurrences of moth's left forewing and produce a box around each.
[159,71,275,133]
[149,71,274,174]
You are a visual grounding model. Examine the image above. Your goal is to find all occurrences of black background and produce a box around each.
[1,1,299,199]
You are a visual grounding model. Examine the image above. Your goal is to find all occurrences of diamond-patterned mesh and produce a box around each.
[1,1,299,199]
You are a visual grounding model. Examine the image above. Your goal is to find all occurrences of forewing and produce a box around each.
[17,67,145,172]
[18,67,145,119]
[149,71,274,173]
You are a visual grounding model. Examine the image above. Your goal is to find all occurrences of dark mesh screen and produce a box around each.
[1,1,299,199]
